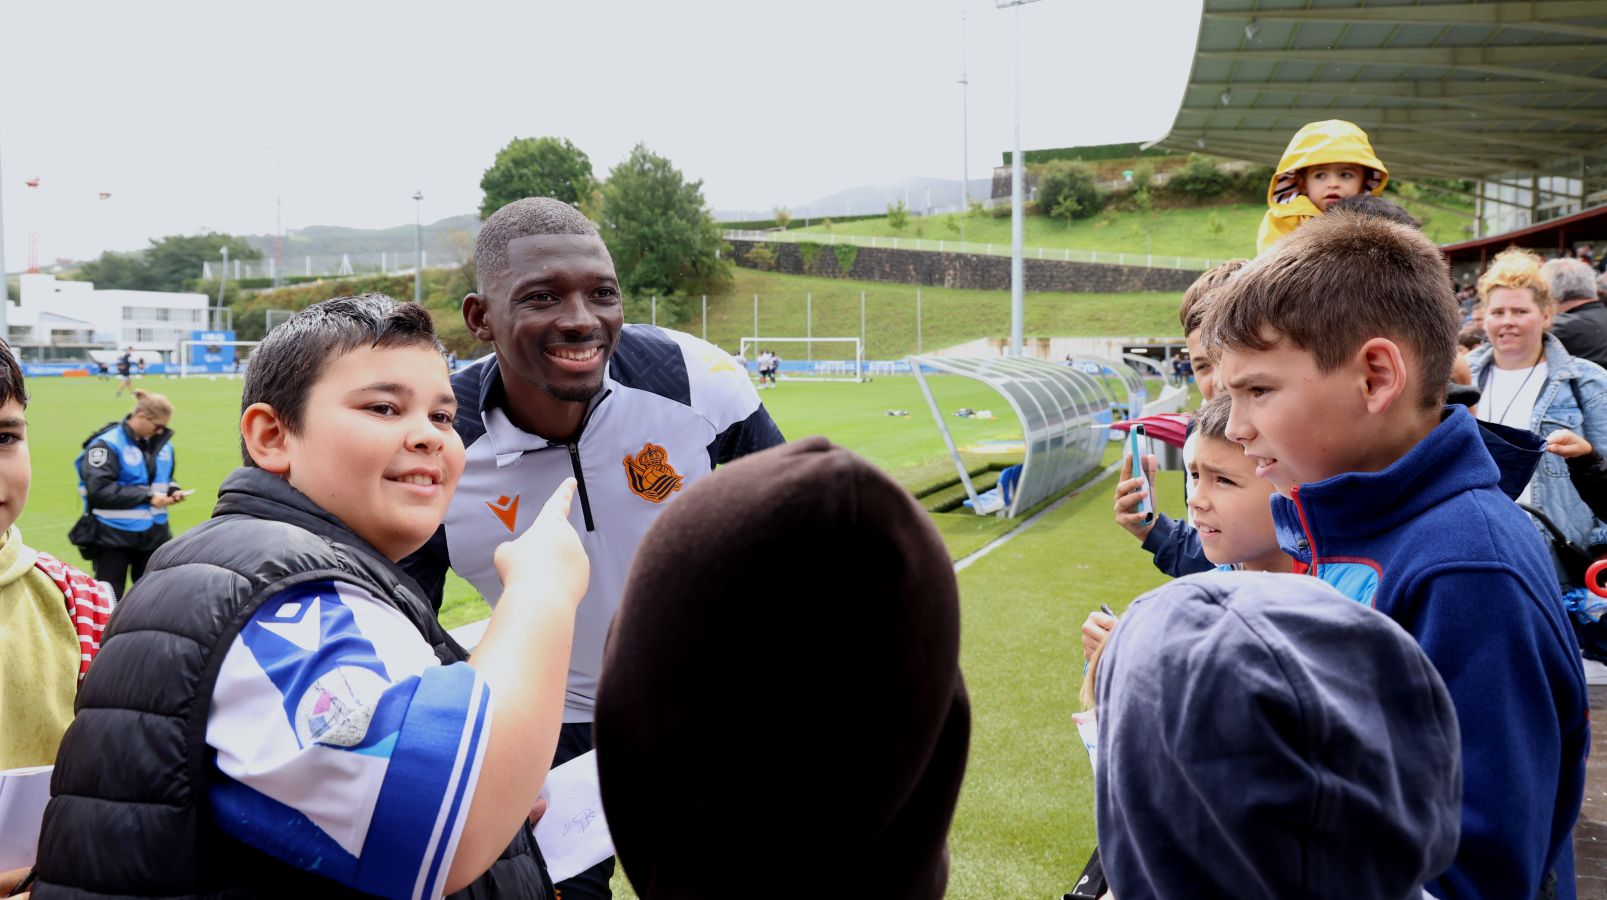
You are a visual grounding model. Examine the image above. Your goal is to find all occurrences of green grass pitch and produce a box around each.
[18,372,1183,898]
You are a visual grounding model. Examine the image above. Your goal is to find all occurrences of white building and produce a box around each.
[10,273,210,363]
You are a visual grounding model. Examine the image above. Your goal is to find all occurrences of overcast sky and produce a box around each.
[0,0,1202,267]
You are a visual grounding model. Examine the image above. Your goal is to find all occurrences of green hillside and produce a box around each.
[787,199,1471,260]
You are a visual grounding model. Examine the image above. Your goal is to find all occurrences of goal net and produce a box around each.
[178,340,260,378]
[264,309,297,333]
[740,337,863,383]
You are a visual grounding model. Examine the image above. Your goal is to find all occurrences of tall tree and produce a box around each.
[146,233,260,292]
[479,137,596,217]
[597,144,730,323]
[75,233,259,293]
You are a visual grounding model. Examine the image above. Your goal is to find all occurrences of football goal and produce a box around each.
[740,337,863,383]
[177,340,260,378]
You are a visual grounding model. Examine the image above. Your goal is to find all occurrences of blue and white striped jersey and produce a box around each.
[403,325,784,723]
[206,579,492,900]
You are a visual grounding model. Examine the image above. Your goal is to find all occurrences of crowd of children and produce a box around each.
[4,114,1606,900]
[1084,117,1601,900]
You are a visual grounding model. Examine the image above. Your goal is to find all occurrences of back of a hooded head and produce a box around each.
[595,437,969,899]
[1095,572,1461,900]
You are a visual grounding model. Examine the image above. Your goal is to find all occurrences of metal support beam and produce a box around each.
[1204,3,1607,41]
[1179,102,1607,132]
[1188,79,1600,100]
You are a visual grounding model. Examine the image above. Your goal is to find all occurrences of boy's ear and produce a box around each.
[240,402,292,475]
[1356,337,1410,415]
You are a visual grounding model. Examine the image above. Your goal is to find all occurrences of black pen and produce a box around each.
[1099,603,1115,618]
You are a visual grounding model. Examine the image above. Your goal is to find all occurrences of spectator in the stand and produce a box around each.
[1467,247,1607,575]
[1541,256,1607,370]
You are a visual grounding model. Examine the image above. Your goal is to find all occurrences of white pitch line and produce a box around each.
[952,459,1124,574]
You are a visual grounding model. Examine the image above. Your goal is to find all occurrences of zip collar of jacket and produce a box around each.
[471,354,615,466]
[1272,405,1543,566]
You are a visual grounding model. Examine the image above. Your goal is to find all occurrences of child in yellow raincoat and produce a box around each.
[1256,119,1389,256]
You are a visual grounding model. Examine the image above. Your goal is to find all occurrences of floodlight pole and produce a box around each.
[959,6,970,216]
[217,246,229,331]
[997,0,1044,358]
[412,191,424,304]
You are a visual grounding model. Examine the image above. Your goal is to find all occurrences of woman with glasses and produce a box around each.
[73,389,184,597]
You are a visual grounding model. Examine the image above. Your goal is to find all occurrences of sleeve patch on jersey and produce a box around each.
[86,447,108,468]
[295,665,389,748]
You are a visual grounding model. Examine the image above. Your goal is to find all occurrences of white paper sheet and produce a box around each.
[533,750,614,884]
[0,765,53,870]
[1071,711,1099,773]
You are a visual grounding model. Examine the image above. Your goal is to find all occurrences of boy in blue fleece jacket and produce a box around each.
[1203,208,1589,899]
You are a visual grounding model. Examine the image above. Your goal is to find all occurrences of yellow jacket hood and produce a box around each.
[1266,119,1388,208]
[1256,120,1389,254]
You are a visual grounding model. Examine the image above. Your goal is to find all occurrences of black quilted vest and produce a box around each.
[33,466,551,899]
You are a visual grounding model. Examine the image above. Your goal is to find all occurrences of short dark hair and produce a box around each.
[1180,259,1248,334]
[1330,194,1421,230]
[1457,328,1486,351]
[1194,394,1231,440]
[0,339,26,410]
[475,197,600,293]
[1201,209,1458,410]
[240,293,444,466]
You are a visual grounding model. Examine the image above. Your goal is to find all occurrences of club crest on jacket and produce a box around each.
[623,442,683,504]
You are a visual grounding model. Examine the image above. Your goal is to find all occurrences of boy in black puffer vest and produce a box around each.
[35,294,588,900]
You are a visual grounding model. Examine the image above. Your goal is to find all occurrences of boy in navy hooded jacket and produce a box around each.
[1202,209,1588,898]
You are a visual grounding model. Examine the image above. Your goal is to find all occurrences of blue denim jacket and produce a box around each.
[1468,332,1607,549]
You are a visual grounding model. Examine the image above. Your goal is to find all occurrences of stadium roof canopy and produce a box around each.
[1151,0,1607,190]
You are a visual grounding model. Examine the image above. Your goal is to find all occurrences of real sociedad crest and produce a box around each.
[622,442,684,504]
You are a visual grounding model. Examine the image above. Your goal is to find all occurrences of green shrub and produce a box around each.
[1166,155,1230,200]
[745,245,777,271]
[887,200,910,232]
[833,244,858,274]
[1037,160,1101,222]
[797,241,823,273]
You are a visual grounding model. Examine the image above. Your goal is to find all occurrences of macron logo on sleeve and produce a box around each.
[486,495,519,533]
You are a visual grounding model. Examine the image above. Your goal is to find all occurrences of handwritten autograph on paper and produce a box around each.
[561,807,599,838]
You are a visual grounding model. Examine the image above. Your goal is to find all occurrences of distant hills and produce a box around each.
[191,175,1002,279]
[236,214,481,277]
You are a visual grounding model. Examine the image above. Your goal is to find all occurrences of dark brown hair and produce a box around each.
[240,293,444,466]
[1194,394,1232,440]
[1180,259,1249,334]
[1200,210,1457,409]
[0,339,25,409]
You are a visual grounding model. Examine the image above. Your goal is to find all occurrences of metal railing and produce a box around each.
[724,229,1217,272]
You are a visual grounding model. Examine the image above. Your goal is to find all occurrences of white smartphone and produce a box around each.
[1129,424,1154,524]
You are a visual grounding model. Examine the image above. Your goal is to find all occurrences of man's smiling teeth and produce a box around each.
[394,474,436,485]
[549,346,599,361]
